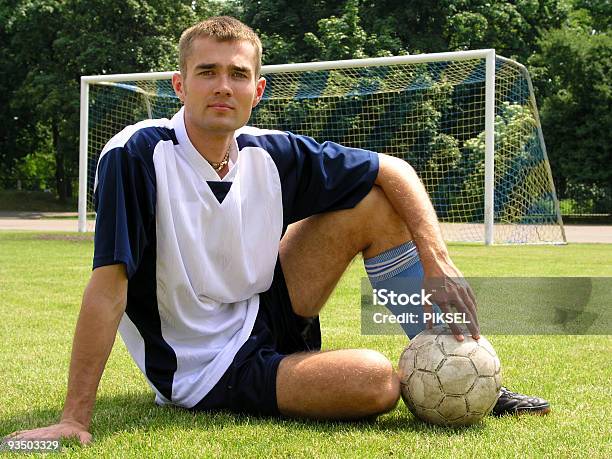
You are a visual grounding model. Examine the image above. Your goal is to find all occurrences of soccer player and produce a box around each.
[8,16,549,444]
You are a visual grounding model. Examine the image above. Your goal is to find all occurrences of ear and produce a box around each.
[252,77,266,108]
[172,72,185,103]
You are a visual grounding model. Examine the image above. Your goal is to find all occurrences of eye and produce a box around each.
[232,71,248,79]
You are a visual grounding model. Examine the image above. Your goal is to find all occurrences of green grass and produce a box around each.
[1,232,611,458]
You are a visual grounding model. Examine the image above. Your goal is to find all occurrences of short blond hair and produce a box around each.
[179,16,262,78]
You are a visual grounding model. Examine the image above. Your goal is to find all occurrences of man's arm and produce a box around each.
[7,264,128,444]
[375,153,479,340]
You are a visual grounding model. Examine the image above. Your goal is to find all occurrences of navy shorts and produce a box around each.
[190,260,321,416]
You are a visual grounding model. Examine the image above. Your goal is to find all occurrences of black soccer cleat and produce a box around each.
[491,387,551,416]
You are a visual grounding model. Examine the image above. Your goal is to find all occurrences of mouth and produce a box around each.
[208,103,234,110]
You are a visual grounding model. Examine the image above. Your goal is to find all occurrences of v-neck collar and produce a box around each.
[172,107,239,182]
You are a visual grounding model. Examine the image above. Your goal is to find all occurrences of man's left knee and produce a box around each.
[360,350,401,414]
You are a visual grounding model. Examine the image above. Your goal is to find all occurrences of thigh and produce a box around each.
[276,349,400,419]
[279,212,359,318]
[280,187,412,317]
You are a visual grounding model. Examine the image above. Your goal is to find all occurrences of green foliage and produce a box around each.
[573,0,612,32]
[352,0,571,61]
[560,183,611,215]
[441,0,571,60]
[303,0,400,60]
[14,150,56,191]
[1,0,202,201]
[304,0,369,60]
[242,0,340,64]
[0,189,77,211]
[529,7,611,212]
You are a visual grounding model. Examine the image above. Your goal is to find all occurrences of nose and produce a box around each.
[214,74,232,97]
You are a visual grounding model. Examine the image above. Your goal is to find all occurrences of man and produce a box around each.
[8,16,549,444]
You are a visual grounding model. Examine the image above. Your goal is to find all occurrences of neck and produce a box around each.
[183,114,233,164]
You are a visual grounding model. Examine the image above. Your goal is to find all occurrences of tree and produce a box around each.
[529,8,611,210]
[573,0,611,32]
[240,0,341,64]
[3,0,204,200]
[244,0,571,63]
[303,0,404,60]
[358,0,570,61]
[0,0,48,189]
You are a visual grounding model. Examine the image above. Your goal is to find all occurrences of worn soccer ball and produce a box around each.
[398,327,502,426]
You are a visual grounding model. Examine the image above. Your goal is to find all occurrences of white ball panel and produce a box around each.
[437,395,468,421]
[437,356,477,395]
[465,376,500,414]
[405,370,444,409]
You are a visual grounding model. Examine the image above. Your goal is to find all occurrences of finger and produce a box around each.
[453,296,480,339]
[466,284,478,310]
[15,430,48,441]
[462,285,480,329]
[37,431,59,440]
[78,431,92,445]
[438,301,464,341]
[460,288,479,331]
[61,431,82,442]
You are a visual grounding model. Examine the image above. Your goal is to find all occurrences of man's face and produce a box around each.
[173,37,266,136]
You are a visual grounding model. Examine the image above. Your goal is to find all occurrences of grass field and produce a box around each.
[1,232,611,458]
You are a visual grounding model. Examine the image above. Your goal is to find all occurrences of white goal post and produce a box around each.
[78,49,566,244]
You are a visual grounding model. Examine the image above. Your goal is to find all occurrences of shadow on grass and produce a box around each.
[2,391,485,444]
[376,414,486,435]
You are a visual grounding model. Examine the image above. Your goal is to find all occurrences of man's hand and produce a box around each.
[421,257,480,341]
[6,420,91,445]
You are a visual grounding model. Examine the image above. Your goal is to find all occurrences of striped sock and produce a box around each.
[364,241,440,339]
[364,241,420,283]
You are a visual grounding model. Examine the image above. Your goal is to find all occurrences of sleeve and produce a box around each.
[286,132,379,224]
[92,146,156,279]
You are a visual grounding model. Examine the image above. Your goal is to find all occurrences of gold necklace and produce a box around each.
[208,145,230,172]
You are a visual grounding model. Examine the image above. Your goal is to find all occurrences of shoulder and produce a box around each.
[95,118,175,189]
[235,125,291,152]
[99,118,177,164]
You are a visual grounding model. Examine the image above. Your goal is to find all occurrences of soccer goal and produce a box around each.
[78,49,566,244]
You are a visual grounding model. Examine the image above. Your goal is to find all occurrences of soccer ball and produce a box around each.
[398,327,502,426]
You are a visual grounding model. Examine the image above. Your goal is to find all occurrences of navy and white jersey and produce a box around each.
[93,107,379,408]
